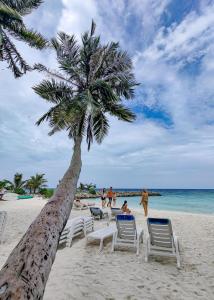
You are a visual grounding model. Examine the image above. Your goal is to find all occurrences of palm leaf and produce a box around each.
[2,0,43,15]
[0,3,22,21]
[92,111,109,144]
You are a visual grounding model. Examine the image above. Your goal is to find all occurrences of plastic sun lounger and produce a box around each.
[86,225,117,252]
[145,218,181,268]
[90,207,108,220]
[112,214,143,255]
[0,211,7,243]
[59,216,94,247]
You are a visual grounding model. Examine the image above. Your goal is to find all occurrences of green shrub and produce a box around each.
[40,188,54,198]
[88,187,96,194]
[14,188,26,195]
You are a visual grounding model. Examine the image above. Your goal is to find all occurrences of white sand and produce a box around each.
[0,197,214,300]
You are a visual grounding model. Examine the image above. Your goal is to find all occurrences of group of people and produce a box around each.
[100,187,149,217]
[101,187,116,208]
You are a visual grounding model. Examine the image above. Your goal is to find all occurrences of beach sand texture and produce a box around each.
[0,198,214,300]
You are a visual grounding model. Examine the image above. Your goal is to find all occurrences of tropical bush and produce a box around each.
[40,188,54,198]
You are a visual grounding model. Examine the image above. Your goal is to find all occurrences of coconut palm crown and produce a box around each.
[33,21,138,150]
[0,0,48,77]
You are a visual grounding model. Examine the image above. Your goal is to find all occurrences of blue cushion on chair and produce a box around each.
[147,218,170,225]
[116,214,135,221]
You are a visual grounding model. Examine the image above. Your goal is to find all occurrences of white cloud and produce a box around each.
[58,0,99,40]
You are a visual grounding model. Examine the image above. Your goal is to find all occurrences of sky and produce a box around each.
[0,0,214,188]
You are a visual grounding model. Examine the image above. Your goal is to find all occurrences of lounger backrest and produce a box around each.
[111,208,123,216]
[116,214,137,241]
[147,218,173,248]
[0,211,7,243]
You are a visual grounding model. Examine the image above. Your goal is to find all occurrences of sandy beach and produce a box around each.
[0,197,214,300]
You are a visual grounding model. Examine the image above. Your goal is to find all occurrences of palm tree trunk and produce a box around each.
[0,136,82,299]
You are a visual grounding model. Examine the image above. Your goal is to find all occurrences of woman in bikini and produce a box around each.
[121,200,131,214]
[140,189,149,217]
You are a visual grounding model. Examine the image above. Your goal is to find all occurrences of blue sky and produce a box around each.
[1,0,214,188]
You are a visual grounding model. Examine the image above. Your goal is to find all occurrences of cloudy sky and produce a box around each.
[1,0,214,188]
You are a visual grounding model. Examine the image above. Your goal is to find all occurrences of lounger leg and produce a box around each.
[111,232,116,252]
[137,240,140,256]
[174,236,181,268]
[67,237,73,248]
[145,236,149,262]
[99,239,104,252]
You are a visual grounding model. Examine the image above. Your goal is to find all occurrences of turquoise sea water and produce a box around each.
[88,189,214,215]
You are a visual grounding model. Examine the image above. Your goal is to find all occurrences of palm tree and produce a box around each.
[0,22,138,298]
[0,0,47,77]
[4,172,27,194]
[27,173,47,194]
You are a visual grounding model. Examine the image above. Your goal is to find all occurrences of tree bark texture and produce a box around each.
[0,137,82,300]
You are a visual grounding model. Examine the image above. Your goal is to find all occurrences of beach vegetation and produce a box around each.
[3,172,27,194]
[0,0,47,77]
[26,173,47,194]
[39,188,54,198]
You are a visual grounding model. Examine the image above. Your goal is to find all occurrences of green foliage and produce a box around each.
[0,0,48,77]
[40,188,54,198]
[2,172,48,195]
[34,21,138,150]
[26,173,47,194]
[14,187,25,195]
[88,187,96,194]
[0,180,7,189]
[4,173,27,192]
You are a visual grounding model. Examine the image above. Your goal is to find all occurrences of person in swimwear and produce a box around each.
[121,200,131,214]
[107,187,113,207]
[140,189,149,217]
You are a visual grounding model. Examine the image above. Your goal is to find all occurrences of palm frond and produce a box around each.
[92,111,109,144]
[33,79,73,104]
[1,30,31,77]
[86,114,93,150]
[107,103,136,122]
[90,19,96,36]
[2,0,43,15]
[0,3,22,21]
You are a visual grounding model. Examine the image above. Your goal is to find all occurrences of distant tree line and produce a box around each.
[0,172,53,198]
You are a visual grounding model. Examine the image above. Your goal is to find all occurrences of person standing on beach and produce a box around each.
[101,188,107,208]
[107,187,113,207]
[140,189,149,216]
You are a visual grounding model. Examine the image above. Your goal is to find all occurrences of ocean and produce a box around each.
[91,189,214,215]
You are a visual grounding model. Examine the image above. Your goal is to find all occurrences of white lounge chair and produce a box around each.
[0,211,7,243]
[86,225,117,251]
[59,217,84,247]
[90,207,108,220]
[83,216,94,235]
[145,218,181,268]
[112,214,143,255]
[59,216,94,247]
